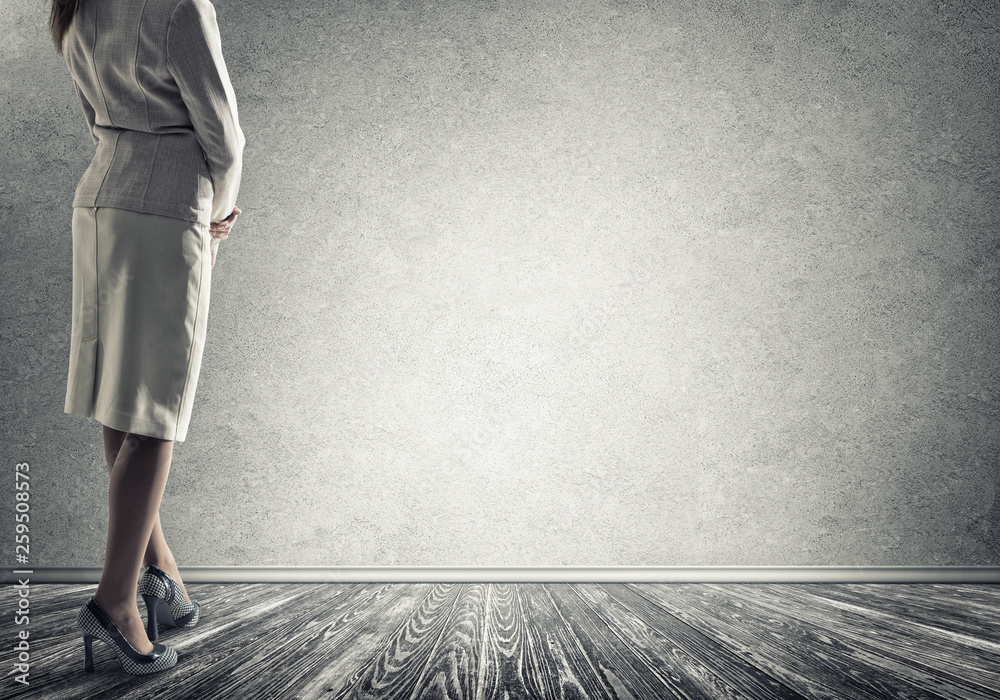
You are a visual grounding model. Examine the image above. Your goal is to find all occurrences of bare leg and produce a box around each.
[93,429,173,654]
[102,427,191,603]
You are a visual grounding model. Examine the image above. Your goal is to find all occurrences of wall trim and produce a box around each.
[3,566,1000,584]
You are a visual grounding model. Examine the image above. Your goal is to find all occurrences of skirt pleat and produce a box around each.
[64,206,212,442]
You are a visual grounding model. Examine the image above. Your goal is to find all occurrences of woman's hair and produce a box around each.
[49,0,80,55]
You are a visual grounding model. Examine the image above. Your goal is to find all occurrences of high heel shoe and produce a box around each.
[76,597,177,675]
[139,564,201,642]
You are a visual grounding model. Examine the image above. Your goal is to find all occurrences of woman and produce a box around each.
[51,0,245,675]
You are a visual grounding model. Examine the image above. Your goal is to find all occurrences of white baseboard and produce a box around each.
[3,566,1000,584]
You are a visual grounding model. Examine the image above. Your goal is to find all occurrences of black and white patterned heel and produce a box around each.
[77,597,177,675]
[139,564,201,642]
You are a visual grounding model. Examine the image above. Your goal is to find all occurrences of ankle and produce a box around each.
[143,554,177,570]
[92,592,140,622]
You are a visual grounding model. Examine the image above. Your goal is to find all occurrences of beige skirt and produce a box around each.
[64,207,212,442]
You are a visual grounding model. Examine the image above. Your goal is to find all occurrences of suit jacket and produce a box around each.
[64,0,245,237]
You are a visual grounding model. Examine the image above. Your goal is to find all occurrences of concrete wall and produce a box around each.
[1,0,998,567]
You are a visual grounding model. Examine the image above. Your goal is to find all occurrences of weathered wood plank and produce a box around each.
[475,583,563,700]
[711,583,1000,698]
[783,583,1000,642]
[545,581,709,699]
[328,582,469,699]
[409,583,489,699]
[515,582,617,700]
[632,583,950,699]
[574,583,806,699]
[176,582,429,700]
[294,584,443,700]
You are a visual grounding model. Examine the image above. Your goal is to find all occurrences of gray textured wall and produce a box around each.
[1,0,998,567]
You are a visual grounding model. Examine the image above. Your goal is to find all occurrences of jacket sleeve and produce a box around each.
[73,81,99,146]
[166,0,245,224]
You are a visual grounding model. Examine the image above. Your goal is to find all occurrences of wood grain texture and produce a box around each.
[716,584,1000,697]
[1,583,998,699]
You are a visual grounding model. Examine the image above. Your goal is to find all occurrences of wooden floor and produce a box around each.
[1,582,998,699]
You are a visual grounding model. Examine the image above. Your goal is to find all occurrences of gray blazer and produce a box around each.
[64,0,245,233]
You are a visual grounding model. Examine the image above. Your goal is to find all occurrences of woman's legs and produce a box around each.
[93,427,175,654]
[100,426,192,604]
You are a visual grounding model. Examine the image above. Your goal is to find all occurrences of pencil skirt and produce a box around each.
[64,206,213,442]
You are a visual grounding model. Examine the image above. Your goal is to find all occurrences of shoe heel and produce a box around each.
[141,594,164,642]
[82,632,95,673]
[139,564,200,632]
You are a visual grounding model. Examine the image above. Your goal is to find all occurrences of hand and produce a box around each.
[210,205,242,241]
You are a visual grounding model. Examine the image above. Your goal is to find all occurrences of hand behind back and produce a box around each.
[208,205,241,268]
